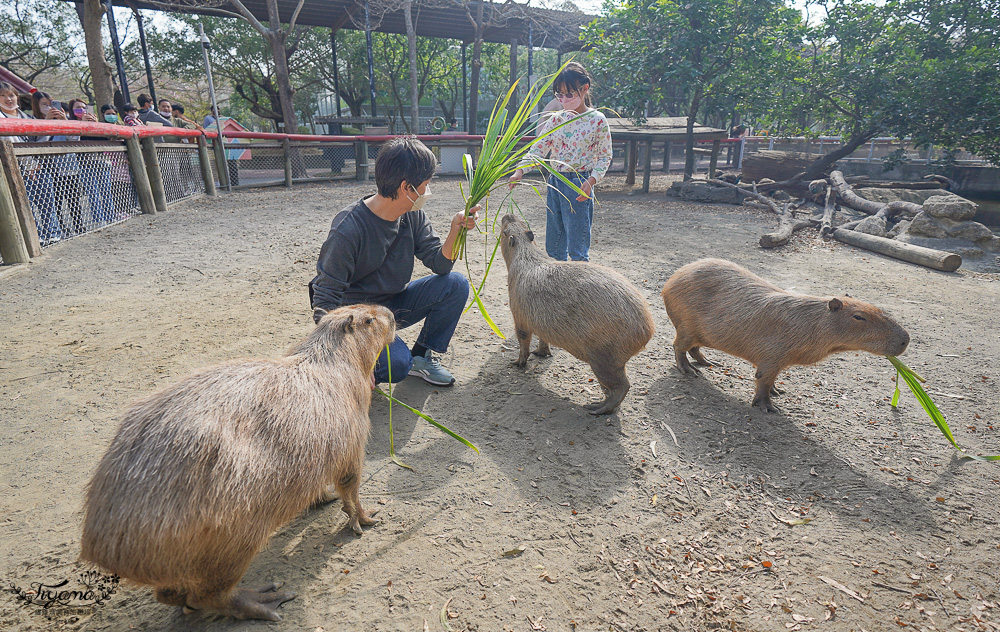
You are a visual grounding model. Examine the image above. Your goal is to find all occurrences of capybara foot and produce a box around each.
[346,507,379,536]
[675,353,701,376]
[513,357,528,368]
[752,394,780,414]
[532,341,552,357]
[769,385,784,396]
[689,347,712,367]
[188,584,296,621]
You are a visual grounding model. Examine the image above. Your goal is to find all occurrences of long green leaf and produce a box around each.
[384,344,413,470]
[886,355,1000,461]
[376,388,480,454]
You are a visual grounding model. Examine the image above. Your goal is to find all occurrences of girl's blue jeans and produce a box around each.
[545,171,593,261]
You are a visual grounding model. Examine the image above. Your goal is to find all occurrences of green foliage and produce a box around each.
[0,0,82,86]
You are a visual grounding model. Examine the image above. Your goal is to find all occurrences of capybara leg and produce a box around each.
[532,339,552,357]
[188,584,296,622]
[689,347,712,367]
[155,588,187,607]
[672,333,701,376]
[335,468,378,536]
[310,484,339,508]
[769,385,784,396]
[752,366,781,413]
[584,362,630,415]
[515,327,532,367]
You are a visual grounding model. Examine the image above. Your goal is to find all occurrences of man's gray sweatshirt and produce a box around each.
[311,197,455,310]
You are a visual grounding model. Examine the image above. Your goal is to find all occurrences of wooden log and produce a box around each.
[625,140,637,185]
[125,136,157,215]
[641,138,653,193]
[760,201,818,248]
[837,200,920,231]
[741,150,822,183]
[196,136,217,198]
[821,185,836,238]
[0,157,30,264]
[832,228,961,272]
[282,138,293,188]
[0,139,41,256]
[830,170,882,214]
[708,178,781,214]
[708,139,721,178]
[140,136,168,214]
[853,180,944,190]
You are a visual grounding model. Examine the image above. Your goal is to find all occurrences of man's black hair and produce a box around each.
[158,98,171,107]
[172,104,185,114]
[137,93,152,108]
[374,136,437,199]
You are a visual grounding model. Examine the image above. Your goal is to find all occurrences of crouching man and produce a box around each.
[310,136,479,386]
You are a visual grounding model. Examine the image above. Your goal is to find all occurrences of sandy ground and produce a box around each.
[2,174,999,632]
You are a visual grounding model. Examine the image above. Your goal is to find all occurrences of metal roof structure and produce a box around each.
[124,0,593,51]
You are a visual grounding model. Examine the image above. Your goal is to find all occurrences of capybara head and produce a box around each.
[500,213,536,266]
[826,296,909,357]
[305,303,396,365]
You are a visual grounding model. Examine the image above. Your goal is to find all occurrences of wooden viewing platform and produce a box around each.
[607,117,729,192]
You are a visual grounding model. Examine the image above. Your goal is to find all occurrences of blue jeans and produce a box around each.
[24,169,63,242]
[371,272,470,383]
[545,171,594,261]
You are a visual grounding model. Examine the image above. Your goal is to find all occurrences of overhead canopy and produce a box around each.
[123,0,593,51]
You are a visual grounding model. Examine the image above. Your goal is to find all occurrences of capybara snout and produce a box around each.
[661,258,910,413]
[500,213,654,415]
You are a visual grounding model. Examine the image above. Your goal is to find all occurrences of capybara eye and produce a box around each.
[364,317,375,324]
[853,314,867,321]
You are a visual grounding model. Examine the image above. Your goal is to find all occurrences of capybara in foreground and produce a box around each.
[661,258,909,413]
[80,304,395,621]
[500,214,654,414]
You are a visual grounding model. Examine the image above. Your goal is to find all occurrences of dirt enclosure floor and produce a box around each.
[2,174,1000,632]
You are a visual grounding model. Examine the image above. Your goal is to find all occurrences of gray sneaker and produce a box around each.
[408,350,456,386]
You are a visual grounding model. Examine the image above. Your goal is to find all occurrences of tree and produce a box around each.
[584,0,801,179]
[0,0,81,85]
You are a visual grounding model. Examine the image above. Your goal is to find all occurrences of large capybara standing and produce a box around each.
[500,214,654,414]
[80,303,395,621]
[661,258,910,413]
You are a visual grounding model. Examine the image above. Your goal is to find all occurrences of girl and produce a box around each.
[508,62,613,262]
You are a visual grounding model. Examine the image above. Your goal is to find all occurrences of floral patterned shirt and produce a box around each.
[526,108,613,182]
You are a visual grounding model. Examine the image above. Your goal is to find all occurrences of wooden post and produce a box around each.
[355,140,370,181]
[641,138,653,193]
[832,228,962,272]
[124,135,157,215]
[708,139,721,178]
[282,138,293,187]
[197,136,217,197]
[0,139,41,256]
[140,137,168,213]
[661,141,671,173]
[625,140,637,185]
[0,157,30,264]
[212,137,230,189]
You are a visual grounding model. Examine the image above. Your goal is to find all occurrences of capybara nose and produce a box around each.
[893,330,910,356]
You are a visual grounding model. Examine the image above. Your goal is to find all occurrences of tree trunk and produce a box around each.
[795,132,875,183]
[683,86,703,181]
[81,0,115,108]
[759,202,818,248]
[403,0,419,133]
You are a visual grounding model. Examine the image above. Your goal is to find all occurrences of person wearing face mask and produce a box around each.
[1,82,63,245]
[27,94,87,236]
[508,61,612,262]
[310,136,480,387]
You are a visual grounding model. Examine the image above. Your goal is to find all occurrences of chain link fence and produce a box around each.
[14,141,141,248]
[155,142,205,204]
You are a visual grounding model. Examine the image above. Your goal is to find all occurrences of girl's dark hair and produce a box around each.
[553,61,593,107]
[30,91,53,118]
[374,136,437,199]
[0,80,16,97]
[67,98,87,120]
[100,104,116,114]
[123,103,137,113]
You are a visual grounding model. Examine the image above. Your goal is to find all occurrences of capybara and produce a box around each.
[80,303,395,621]
[500,214,654,414]
[660,258,910,413]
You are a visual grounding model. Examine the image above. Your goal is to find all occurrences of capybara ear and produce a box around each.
[828,298,843,312]
[313,307,328,324]
[526,230,535,242]
[340,314,355,332]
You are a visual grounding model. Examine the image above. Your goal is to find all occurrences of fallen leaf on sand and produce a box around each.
[819,576,865,602]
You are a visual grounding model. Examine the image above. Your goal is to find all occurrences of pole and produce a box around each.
[133,7,156,104]
[103,0,130,104]
[461,42,468,132]
[200,24,230,193]
[364,0,377,117]
[331,29,342,117]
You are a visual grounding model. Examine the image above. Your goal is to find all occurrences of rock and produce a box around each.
[947,221,996,243]
[666,181,744,204]
[907,212,949,238]
[922,194,978,221]
[854,215,887,237]
[856,188,950,205]
[888,219,911,238]
[772,190,791,201]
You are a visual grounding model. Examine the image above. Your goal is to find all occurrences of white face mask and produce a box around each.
[405,184,431,212]
[40,105,51,115]
[558,95,583,110]
[160,110,172,118]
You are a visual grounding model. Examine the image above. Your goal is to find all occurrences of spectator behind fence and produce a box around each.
[39,97,87,236]
[137,94,172,127]
[1,83,62,245]
[204,113,240,186]
[170,103,203,131]
[100,104,121,125]
[71,99,114,225]
[122,103,144,127]
[100,105,136,217]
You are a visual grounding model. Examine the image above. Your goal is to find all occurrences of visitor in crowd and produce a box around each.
[170,103,203,131]
[0,81,63,245]
[100,104,121,125]
[70,100,114,225]
[122,103,144,127]
[100,105,136,216]
[508,61,612,262]
[310,136,480,387]
[137,94,172,127]
[162,101,200,194]
[445,118,459,132]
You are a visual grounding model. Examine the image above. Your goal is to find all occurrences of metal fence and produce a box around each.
[735,136,993,167]
[13,141,141,247]
[155,142,206,204]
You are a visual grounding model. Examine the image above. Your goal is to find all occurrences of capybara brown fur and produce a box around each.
[80,303,395,621]
[500,214,654,414]
[660,258,910,413]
